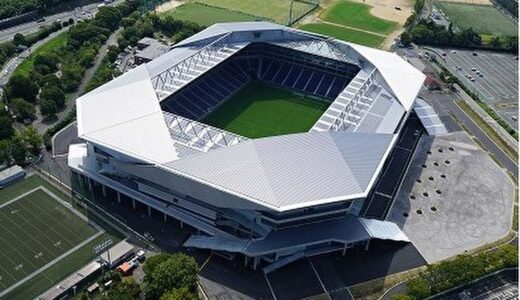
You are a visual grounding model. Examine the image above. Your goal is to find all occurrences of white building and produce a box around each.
[69,22,425,272]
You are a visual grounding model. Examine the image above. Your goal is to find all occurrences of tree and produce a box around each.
[0,139,11,165]
[144,253,199,300]
[400,32,412,47]
[10,135,27,165]
[40,98,58,117]
[391,294,412,300]
[0,115,14,140]
[406,277,431,299]
[11,98,36,121]
[94,6,123,31]
[40,85,65,109]
[160,288,198,300]
[489,36,501,49]
[13,33,27,46]
[103,278,141,300]
[6,74,39,102]
[21,126,42,155]
[34,53,60,75]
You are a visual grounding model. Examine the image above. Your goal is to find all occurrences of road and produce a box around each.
[0,0,123,43]
[397,47,518,178]
[420,91,518,178]
[0,27,70,87]
[30,29,120,133]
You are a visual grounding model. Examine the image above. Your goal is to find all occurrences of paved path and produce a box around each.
[422,91,518,178]
[30,29,120,133]
[0,27,69,87]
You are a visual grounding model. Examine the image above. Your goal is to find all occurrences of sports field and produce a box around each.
[0,175,122,300]
[299,23,386,48]
[195,0,316,24]
[160,3,258,26]
[202,81,330,138]
[320,1,397,35]
[0,187,101,295]
[437,2,517,36]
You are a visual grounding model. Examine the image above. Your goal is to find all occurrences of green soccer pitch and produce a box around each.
[202,81,330,138]
[0,187,101,296]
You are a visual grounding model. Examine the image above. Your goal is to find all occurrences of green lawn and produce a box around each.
[194,0,314,24]
[160,3,259,26]
[202,81,330,138]
[437,2,517,36]
[0,175,122,300]
[13,31,68,78]
[320,1,397,35]
[299,23,386,48]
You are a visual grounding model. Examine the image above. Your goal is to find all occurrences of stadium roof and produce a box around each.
[164,131,395,211]
[75,22,425,211]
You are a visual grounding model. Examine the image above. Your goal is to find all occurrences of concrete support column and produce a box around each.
[147,206,152,216]
[87,178,93,191]
[163,213,167,222]
[132,199,136,210]
[274,252,279,261]
[180,221,184,229]
[102,184,107,197]
[244,255,249,267]
[253,257,259,270]
[342,243,347,256]
[117,192,121,203]
[365,240,370,251]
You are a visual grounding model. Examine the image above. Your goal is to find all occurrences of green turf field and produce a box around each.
[160,3,258,26]
[202,81,330,138]
[0,187,100,294]
[299,23,386,48]
[437,2,517,36]
[0,175,122,300]
[13,31,68,78]
[195,0,315,24]
[320,1,397,35]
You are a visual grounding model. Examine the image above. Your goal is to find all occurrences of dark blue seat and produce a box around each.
[272,63,290,85]
[284,66,302,87]
[294,69,312,90]
[263,60,281,81]
[304,72,323,94]
[316,74,334,97]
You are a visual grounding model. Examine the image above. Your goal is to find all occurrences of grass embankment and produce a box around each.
[13,32,68,78]
[299,23,386,48]
[160,3,259,26]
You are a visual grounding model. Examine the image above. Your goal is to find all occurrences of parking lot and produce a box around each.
[431,48,518,129]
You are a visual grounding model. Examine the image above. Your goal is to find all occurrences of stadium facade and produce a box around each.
[68,22,425,272]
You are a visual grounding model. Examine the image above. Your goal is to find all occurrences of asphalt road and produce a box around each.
[421,91,518,178]
[0,1,124,43]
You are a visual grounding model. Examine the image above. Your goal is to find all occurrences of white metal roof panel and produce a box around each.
[348,43,426,111]
[164,131,394,211]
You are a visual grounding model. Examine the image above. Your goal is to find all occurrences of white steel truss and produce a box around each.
[312,68,378,132]
[152,33,248,101]
[163,112,247,152]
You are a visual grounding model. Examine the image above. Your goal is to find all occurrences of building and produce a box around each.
[0,165,25,188]
[69,22,425,272]
[134,38,170,65]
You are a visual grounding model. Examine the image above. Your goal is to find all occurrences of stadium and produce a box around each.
[68,22,426,272]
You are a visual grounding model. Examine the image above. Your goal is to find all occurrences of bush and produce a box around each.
[11,98,36,120]
[404,244,518,299]
[144,253,199,300]
[6,73,39,102]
